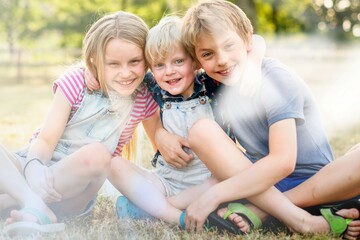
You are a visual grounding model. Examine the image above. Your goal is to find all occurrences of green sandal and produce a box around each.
[205,203,262,234]
[320,208,352,237]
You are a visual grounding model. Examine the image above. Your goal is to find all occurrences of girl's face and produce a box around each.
[150,43,195,98]
[195,30,251,86]
[103,39,146,96]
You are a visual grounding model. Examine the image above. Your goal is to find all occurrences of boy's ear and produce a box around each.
[246,32,253,52]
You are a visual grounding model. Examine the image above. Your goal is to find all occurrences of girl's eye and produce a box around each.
[108,62,118,66]
[130,59,141,65]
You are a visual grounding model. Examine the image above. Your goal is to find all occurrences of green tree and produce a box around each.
[0,0,46,53]
[312,0,360,39]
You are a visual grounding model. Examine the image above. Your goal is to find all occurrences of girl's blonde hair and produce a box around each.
[182,0,253,62]
[145,15,183,66]
[83,11,149,95]
[82,11,148,161]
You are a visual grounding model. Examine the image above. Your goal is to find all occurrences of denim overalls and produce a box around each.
[15,89,134,165]
[154,86,213,196]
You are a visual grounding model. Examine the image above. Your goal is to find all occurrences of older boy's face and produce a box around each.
[195,30,250,85]
[150,43,195,98]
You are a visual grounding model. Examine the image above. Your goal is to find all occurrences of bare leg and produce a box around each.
[0,144,57,224]
[168,177,218,210]
[109,156,217,225]
[285,147,360,207]
[109,156,182,224]
[48,142,111,217]
[0,194,18,211]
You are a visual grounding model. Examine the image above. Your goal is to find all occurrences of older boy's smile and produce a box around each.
[217,65,235,77]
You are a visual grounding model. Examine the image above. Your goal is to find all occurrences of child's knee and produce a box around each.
[189,118,217,145]
[81,143,112,170]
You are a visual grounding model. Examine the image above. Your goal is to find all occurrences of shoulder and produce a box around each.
[261,58,300,82]
[132,83,159,118]
[261,58,305,92]
[53,66,86,105]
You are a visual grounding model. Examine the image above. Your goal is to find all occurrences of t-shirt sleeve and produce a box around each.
[53,67,86,106]
[143,87,159,119]
[261,61,305,127]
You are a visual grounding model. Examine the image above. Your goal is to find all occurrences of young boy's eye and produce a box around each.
[174,59,184,65]
[152,63,164,69]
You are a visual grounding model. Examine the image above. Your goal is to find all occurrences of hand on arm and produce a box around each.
[155,128,194,168]
[25,90,71,203]
[84,68,99,91]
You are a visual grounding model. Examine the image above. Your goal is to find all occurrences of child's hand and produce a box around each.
[85,68,100,91]
[25,163,62,203]
[155,128,194,168]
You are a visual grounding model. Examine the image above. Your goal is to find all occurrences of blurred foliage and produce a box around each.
[0,0,359,51]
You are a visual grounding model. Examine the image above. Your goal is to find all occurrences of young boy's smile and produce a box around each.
[195,30,251,86]
[151,43,196,98]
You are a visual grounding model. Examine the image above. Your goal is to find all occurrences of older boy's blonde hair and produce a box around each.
[83,11,148,95]
[145,15,183,66]
[182,0,253,61]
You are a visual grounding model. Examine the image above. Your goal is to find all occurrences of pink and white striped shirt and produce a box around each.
[48,67,158,156]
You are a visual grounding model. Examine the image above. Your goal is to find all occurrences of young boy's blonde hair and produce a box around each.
[145,15,183,65]
[83,11,148,95]
[182,0,253,62]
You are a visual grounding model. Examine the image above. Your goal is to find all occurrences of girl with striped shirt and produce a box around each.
[1,11,159,236]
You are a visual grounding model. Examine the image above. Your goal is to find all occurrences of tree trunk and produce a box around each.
[235,0,258,32]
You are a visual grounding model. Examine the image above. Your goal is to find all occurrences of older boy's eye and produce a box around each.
[224,43,234,50]
[202,52,213,58]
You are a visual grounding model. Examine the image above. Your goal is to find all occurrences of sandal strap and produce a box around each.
[223,203,262,229]
[20,208,52,225]
[320,208,352,237]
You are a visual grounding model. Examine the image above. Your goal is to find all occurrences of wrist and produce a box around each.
[23,158,44,179]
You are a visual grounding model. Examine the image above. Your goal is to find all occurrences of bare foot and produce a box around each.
[336,208,360,240]
[217,207,251,233]
[5,199,57,226]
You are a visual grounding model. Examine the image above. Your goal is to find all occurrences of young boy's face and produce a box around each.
[195,30,251,86]
[151,43,195,98]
